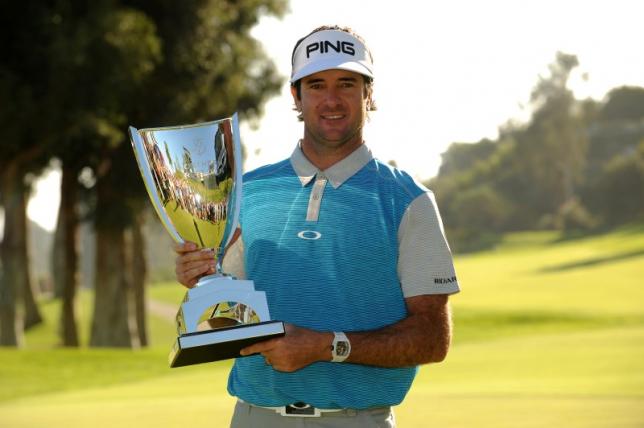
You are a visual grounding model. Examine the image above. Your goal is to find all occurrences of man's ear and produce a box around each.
[364,85,374,110]
[290,85,301,111]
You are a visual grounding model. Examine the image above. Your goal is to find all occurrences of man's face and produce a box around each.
[292,69,370,152]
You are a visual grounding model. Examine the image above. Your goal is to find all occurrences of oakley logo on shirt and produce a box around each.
[297,230,322,240]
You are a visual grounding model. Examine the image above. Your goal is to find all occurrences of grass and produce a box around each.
[9,287,177,350]
[1,225,643,427]
[399,326,644,427]
[148,280,188,305]
[0,290,177,402]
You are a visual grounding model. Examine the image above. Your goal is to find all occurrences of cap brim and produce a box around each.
[290,58,374,83]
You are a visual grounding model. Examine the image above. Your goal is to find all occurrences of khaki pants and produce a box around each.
[230,400,396,428]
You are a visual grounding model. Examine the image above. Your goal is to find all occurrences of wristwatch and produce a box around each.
[331,332,351,362]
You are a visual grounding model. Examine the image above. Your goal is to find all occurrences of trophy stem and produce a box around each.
[215,247,225,275]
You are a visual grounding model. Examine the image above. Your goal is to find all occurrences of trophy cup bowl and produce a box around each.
[129,114,284,368]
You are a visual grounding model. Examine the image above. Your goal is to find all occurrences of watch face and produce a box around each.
[335,341,349,357]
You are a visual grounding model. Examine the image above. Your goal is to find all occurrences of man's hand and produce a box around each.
[238,295,452,371]
[240,324,333,372]
[174,241,216,288]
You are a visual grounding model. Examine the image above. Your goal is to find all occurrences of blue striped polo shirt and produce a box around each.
[227,144,453,409]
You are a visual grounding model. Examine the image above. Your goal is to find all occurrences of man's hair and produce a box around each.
[291,25,377,121]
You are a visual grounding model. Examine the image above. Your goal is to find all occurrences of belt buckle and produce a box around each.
[279,402,321,417]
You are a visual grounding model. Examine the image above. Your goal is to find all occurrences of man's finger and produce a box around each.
[176,249,215,267]
[173,241,198,254]
[178,259,216,274]
[240,338,279,356]
[175,252,216,284]
[176,262,216,286]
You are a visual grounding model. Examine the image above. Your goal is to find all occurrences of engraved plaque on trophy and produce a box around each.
[129,114,284,368]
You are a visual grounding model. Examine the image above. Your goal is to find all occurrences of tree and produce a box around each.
[429,52,595,244]
[0,167,30,346]
[43,1,164,348]
[0,1,54,345]
[88,0,287,347]
[437,139,497,177]
[56,164,81,346]
[584,142,644,226]
[513,52,588,222]
[586,86,644,172]
[580,86,644,228]
[1,0,286,347]
[600,86,644,122]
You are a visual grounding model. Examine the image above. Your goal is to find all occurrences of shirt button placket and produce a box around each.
[306,174,327,222]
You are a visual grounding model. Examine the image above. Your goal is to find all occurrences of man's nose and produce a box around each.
[322,87,342,107]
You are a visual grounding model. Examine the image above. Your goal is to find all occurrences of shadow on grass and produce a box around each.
[539,248,644,273]
[553,222,644,244]
[452,309,644,345]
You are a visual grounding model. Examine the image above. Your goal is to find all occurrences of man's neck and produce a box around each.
[300,137,364,171]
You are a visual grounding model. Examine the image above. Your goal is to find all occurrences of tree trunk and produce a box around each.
[51,200,65,299]
[58,164,79,346]
[0,166,25,346]
[23,200,43,330]
[91,225,141,348]
[90,178,140,348]
[130,210,148,347]
[22,269,43,330]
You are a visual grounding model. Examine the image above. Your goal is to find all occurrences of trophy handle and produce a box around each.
[129,126,184,244]
[220,113,243,252]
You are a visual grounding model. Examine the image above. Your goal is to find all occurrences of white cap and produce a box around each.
[290,29,374,83]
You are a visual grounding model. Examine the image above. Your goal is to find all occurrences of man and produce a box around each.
[175,25,460,427]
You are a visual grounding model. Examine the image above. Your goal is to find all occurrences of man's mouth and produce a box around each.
[321,114,345,120]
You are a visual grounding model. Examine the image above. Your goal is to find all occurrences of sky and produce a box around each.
[12,0,644,233]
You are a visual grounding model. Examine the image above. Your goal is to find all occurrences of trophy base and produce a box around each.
[168,320,285,368]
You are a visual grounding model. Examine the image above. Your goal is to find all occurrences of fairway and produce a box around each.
[1,226,643,427]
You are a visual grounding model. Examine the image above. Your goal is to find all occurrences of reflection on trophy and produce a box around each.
[129,114,284,368]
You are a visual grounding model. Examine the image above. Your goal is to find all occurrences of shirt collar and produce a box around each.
[290,142,373,189]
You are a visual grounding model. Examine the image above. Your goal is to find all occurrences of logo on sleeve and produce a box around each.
[434,276,457,285]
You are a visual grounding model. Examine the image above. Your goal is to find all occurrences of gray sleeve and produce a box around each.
[221,236,246,279]
[397,191,460,297]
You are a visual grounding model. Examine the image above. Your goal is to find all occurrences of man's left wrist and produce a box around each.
[331,331,351,362]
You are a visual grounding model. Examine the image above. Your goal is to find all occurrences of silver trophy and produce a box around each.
[129,114,284,368]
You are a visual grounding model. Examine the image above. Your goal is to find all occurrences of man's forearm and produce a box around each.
[242,295,452,372]
[344,294,452,368]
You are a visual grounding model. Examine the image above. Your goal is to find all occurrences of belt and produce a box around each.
[240,399,349,418]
